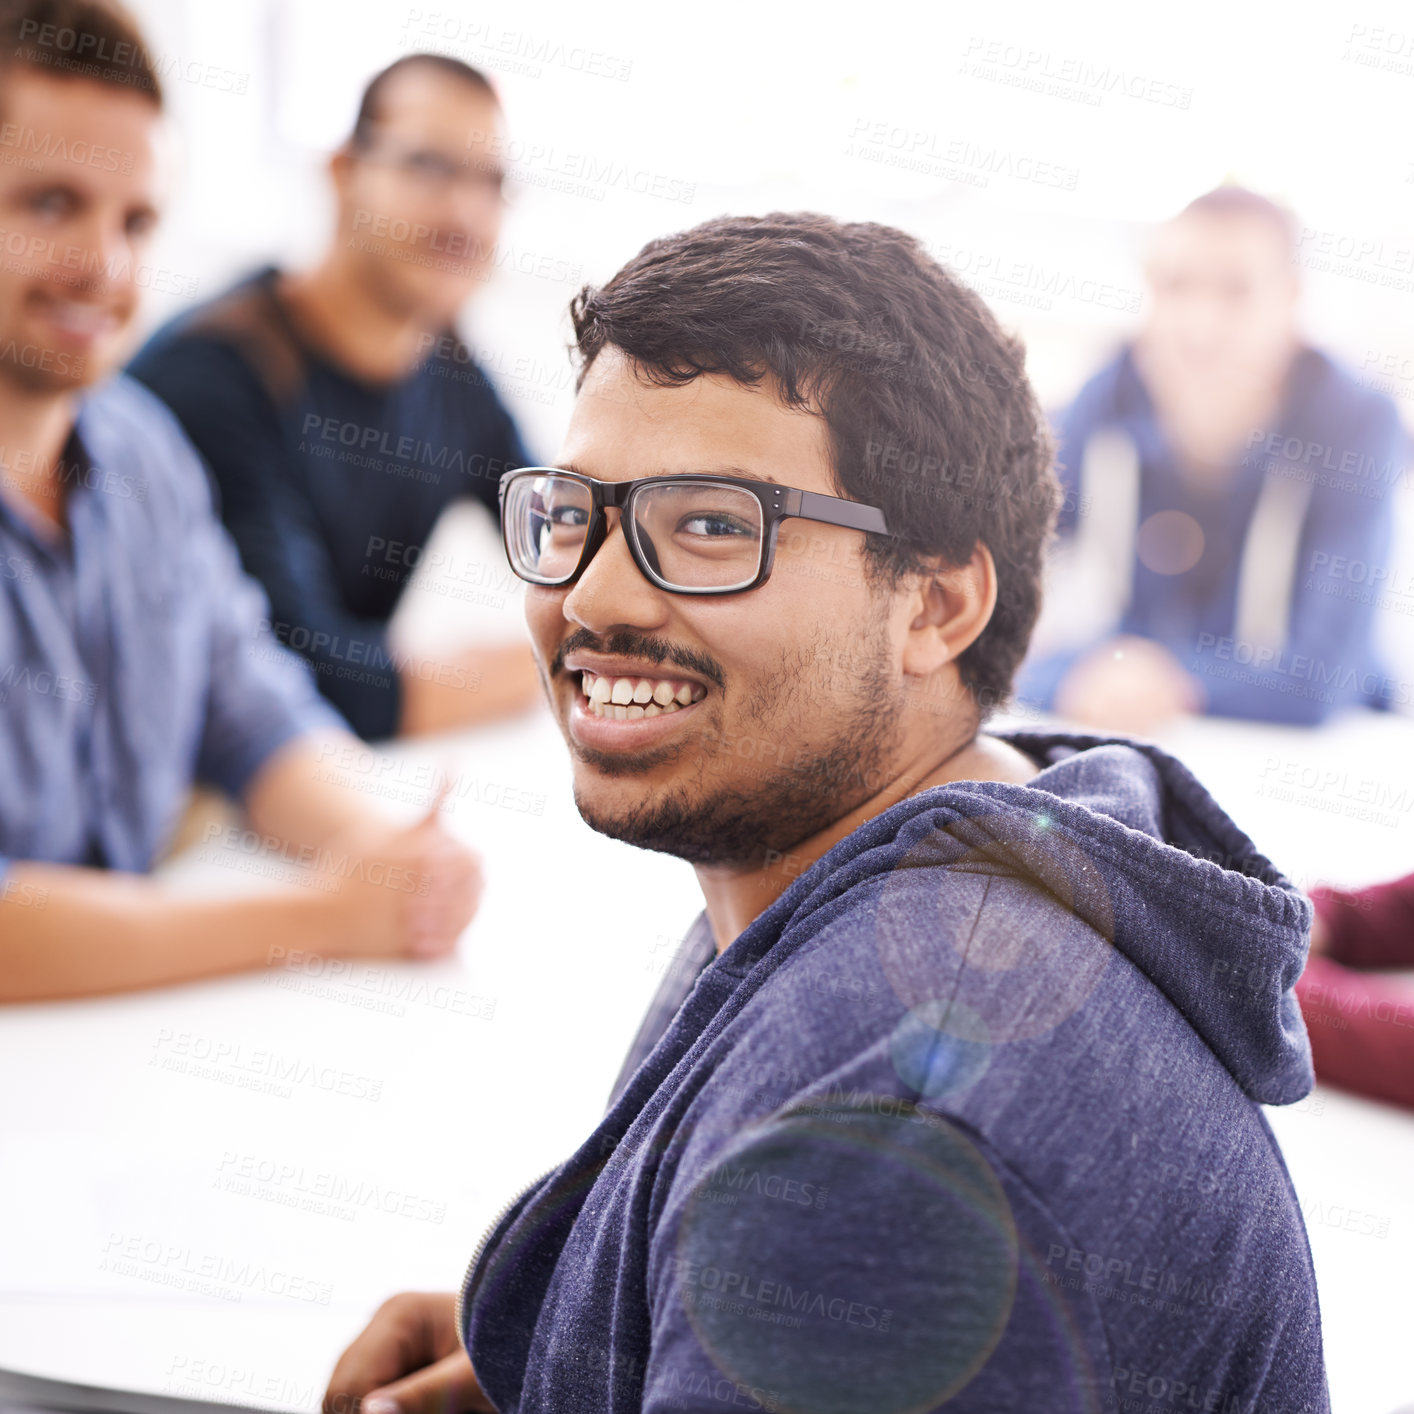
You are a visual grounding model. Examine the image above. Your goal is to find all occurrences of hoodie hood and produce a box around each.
[1002,730,1314,1104]
[726,729,1315,1107]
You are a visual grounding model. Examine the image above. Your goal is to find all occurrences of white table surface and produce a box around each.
[3,509,1412,1412]
[0,703,703,1404]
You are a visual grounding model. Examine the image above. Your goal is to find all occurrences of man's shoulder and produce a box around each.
[696,857,1276,1150]
[692,864,1105,1106]
[635,843,1323,1407]
[411,331,522,427]
[668,871,1309,1234]
[1055,345,1137,435]
[129,268,295,407]
[1295,346,1406,445]
[77,374,215,518]
[81,371,196,453]
[649,900,1316,1397]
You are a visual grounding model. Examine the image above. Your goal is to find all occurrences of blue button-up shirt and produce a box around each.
[0,375,344,882]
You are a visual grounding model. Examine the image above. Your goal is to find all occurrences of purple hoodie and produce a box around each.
[461,731,1327,1413]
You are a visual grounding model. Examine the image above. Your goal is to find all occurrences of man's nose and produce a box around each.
[58,211,119,295]
[446,182,500,246]
[562,509,667,632]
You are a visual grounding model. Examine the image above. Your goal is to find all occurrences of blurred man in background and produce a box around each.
[131,54,540,742]
[1017,185,1408,732]
[0,0,481,1001]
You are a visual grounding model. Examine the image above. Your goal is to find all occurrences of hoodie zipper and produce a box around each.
[454,1167,556,1353]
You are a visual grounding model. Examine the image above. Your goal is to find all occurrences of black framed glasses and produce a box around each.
[498,468,892,595]
[354,134,509,203]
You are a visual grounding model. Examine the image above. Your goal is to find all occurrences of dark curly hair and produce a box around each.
[569,212,1059,717]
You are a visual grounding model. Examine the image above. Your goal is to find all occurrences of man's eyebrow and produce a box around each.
[16,178,86,201]
[553,462,784,484]
[726,468,783,485]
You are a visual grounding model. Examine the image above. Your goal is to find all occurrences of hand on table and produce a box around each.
[324,1291,494,1414]
[1054,635,1204,736]
[320,787,483,960]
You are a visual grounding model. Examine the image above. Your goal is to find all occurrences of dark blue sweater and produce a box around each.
[460,732,1328,1413]
[129,269,532,740]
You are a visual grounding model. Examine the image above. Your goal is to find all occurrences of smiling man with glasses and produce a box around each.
[326,213,1329,1413]
[130,53,539,741]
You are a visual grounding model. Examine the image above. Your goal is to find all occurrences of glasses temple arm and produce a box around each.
[794,489,892,536]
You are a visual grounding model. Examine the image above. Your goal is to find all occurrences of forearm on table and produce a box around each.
[0,862,349,1003]
[399,642,541,736]
[242,731,392,850]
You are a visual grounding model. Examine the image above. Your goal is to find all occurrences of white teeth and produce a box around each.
[47,302,113,334]
[577,671,707,720]
[586,695,684,720]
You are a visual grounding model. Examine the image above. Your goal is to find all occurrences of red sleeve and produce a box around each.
[1312,872,1414,970]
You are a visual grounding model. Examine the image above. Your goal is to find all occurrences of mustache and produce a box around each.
[552,628,725,690]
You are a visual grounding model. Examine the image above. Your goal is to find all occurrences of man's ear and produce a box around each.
[329,145,356,206]
[900,541,998,678]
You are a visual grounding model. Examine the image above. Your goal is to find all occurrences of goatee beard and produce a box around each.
[573,636,901,868]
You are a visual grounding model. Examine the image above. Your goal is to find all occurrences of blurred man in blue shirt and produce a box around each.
[131,53,540,741]
[1017,186,1408,731]
[0,0,481,1001]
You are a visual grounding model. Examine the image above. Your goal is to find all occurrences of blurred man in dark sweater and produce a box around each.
[131,54,539,741]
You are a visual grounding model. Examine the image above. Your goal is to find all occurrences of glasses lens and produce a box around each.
[504,473,592,582]
[631,480,764,590]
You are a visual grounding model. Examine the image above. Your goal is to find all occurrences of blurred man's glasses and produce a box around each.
[499,467,892,595]
[355,138,508,202]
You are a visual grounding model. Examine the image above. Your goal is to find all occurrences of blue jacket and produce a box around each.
[460,732,1327,1413]
[1016,346,1408,724]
